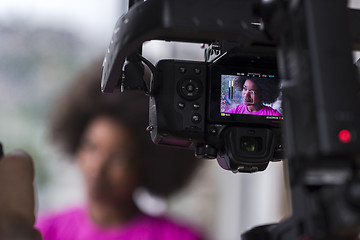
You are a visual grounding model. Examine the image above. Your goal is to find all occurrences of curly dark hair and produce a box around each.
[49,59,202,197]
[233,76,281,104]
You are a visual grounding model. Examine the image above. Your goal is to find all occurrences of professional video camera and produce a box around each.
[102,0,284,173]
[102,0,360,239]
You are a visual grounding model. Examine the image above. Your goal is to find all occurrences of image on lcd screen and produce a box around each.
[220,74,283,119]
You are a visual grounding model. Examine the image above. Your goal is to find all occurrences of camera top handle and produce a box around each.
[101,0,274,93]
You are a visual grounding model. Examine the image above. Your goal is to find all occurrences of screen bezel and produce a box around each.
[207,64,282,127]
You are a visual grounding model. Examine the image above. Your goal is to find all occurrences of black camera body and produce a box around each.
[149,60,207,148]
[148,47,283,173]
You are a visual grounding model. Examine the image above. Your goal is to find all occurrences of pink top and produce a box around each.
[227,104,281,116]
[35,207,204,240]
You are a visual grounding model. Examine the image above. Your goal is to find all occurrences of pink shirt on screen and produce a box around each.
[227,104,281,116]
[35,207,204,240]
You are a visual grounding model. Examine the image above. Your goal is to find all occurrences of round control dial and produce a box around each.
[178,77,203,100]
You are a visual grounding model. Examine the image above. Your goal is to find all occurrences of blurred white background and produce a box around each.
[1,0,359,239]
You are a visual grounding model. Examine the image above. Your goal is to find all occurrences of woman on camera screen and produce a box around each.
[226,76,282,116]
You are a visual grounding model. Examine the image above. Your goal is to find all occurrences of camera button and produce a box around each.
[248,130,256,135]
[179,67,187,74]
[194,68,201,74]
[186,83,195,92]
[191,113,201,123]
[209,127,217,136]
[177,102,185,109]
[193,103,200,109]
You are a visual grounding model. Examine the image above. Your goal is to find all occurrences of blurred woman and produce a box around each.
[227,76,281,116]
[35,60,204,240]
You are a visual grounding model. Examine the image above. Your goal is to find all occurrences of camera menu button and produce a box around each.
[193,103,200,109]
[177,102,185,109]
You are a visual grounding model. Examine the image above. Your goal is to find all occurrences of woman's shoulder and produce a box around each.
[227,104,246,114]
[36,206,84,224]
[129,214,204,240]
[35,206,86,239]
[263,105,281,116]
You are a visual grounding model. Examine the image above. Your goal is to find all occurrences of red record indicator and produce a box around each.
[338,129,352,144]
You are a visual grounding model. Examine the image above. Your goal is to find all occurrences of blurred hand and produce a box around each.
[0,150,42,240]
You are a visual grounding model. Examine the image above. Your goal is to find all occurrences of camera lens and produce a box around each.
[240,137,261,152]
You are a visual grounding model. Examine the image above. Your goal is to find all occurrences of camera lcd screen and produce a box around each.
[219,73,283,121]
